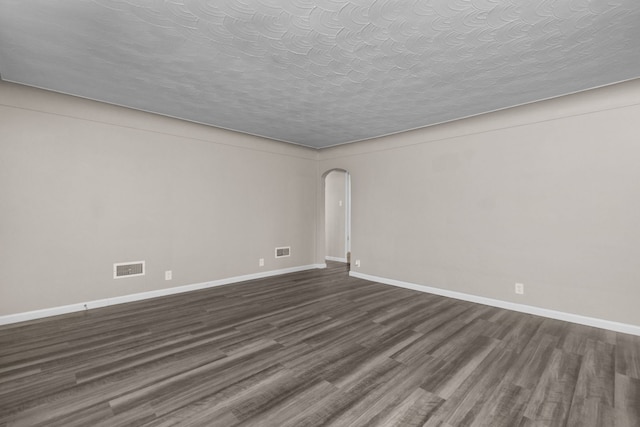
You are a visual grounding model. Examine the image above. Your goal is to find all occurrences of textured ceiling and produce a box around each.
[1,1,639,148]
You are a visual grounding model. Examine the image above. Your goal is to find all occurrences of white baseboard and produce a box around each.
[0,264,325,326]
[325,256,348,263]
[349,271,640,337]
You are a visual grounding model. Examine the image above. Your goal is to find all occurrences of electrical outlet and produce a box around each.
[354,259,361,267]
[165,270,172,281]
[515,283,524,295]
[259,258,264,267]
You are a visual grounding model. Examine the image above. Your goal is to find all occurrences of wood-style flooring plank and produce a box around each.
[521,348,582,427]
[616,332,640,379]
[614,373,640,427]
[566,340,616,427]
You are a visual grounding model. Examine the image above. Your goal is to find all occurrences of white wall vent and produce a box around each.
[275,247,291,258]
[113,261,145,279]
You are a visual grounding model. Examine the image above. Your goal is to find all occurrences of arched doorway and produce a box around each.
[323,169,351,267]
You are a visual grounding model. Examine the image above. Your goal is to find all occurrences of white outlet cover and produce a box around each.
[165,270,172,280]
[259,258,264,267]
[355,260,361,267]
[515,283,524,295]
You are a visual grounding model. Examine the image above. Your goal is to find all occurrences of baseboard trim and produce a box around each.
[0,264,325,326]
[349,271,640,337]
[325,256,347,263]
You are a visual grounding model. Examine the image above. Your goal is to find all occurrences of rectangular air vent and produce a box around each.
[113,261,145,279]
[275,247,291,258]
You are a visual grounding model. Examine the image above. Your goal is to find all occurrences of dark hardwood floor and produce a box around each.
[1,262,639,426]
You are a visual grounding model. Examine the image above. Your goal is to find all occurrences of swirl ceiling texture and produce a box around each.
[0,0,639,148]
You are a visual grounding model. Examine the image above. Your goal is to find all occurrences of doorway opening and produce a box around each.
[324,170,351,268]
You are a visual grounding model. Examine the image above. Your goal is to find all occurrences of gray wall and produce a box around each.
[324,170,347,260]
[318,79,640,326]
[3,78,640,328]
[0,82,318,316]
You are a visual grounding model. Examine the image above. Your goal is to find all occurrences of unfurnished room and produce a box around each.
[1,1,640,426]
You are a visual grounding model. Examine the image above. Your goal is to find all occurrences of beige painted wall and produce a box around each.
[3,79,640,327]
[325,170,347,260]
[318,79,640,326]
[0,82,318,316]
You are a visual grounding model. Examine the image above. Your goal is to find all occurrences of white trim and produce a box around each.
[345,172,351,256]
[349,271,640,337]
[0,264,325,326]
[325,256,348,263]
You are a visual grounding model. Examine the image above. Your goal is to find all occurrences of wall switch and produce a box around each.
[259,258,264,267]
[515,283,524,295]
[165,270,172,280]
[354,259,361,267]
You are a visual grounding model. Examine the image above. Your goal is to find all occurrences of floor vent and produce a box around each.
[114,261,145,279]
[275,247,291,258]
